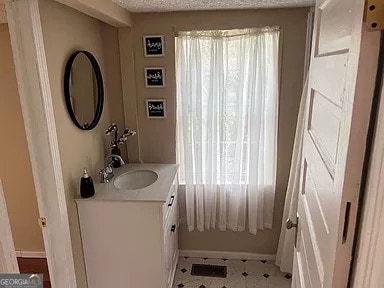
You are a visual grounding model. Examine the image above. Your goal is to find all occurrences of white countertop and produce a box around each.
[75,163,178,203]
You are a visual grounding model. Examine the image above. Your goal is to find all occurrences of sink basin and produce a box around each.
[113,170,158,190]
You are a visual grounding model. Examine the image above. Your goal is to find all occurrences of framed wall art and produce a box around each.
[146,99,167,118]
[143,35,164,57]
[144,67,165,87]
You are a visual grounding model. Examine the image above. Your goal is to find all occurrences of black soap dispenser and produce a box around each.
[80,168,95,198]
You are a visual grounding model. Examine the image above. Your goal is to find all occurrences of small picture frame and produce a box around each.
[145,67,165,87]
[143,35,164,57]
[146,99,167,119]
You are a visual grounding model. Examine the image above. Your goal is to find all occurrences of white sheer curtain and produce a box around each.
[176,27,280,235]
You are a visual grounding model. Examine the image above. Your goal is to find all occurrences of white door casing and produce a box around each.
[5,0,77,287]
[351,57,384,288]
[0,178,19,273]
[292,0,381,288]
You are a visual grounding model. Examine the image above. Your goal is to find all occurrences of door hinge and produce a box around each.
[365,0,384,30]
[38,217,47,228]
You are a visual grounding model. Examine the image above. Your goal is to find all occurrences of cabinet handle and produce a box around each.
[171,225,176,232]
[168,195,175,207]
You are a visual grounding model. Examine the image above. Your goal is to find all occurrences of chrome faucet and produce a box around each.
[99,155,125,183]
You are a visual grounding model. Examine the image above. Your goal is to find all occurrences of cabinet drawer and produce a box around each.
[163,178,178,223]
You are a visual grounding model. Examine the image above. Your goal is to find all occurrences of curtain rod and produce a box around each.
[173,26,281,37]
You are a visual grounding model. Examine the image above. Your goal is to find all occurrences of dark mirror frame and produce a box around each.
[64,51,104,130]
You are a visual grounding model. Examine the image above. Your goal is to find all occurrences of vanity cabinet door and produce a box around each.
[163,198,179,287]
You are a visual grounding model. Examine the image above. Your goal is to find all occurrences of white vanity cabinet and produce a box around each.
[76,166,179,288]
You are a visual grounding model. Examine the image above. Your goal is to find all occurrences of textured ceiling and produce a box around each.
[0,3,6,23]
[114,0,315,12]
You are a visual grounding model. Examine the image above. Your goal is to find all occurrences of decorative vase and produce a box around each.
[111,146,122,168]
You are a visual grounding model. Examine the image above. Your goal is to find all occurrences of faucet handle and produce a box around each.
[99,168,107,182]
[99,167,108,177]
[99,165,114,183]
[105,164,113,174]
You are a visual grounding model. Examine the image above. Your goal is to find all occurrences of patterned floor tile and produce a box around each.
[202,276,226,288]
[269,275,292,288]
[244,275,269,288]
[244,260,270,276]
[173,257,291,288]
[204,258,226,266]
[225,260,246,275]
[225,273,246,288]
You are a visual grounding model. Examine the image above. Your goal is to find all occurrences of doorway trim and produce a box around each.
[0,178,19,273]
[5,0,76,287]
[351,33,384,288]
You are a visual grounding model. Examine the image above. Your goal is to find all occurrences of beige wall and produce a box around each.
[0,24,45,252]
[39,1,124,286]
[101,23,127,161]
[121,8,308,254]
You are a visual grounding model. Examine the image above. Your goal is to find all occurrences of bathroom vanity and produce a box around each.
[76,164,179,288]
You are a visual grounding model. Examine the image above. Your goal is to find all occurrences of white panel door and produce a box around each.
[292,0,380,287]
[5,1,77,287]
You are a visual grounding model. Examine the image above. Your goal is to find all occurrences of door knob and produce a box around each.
[286,218,298,230]
[286,215,299,248]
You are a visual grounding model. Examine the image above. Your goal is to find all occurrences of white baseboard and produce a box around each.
[15,251,46,258]
[179,250,276,261]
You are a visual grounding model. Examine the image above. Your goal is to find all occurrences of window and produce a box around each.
[176,27,280,234]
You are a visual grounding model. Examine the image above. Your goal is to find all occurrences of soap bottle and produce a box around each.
[80,168,95,198]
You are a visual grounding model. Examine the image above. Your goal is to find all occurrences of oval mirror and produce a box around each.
[64,51,104,130]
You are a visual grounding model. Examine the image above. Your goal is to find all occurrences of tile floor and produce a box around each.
[172,257,291,288]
